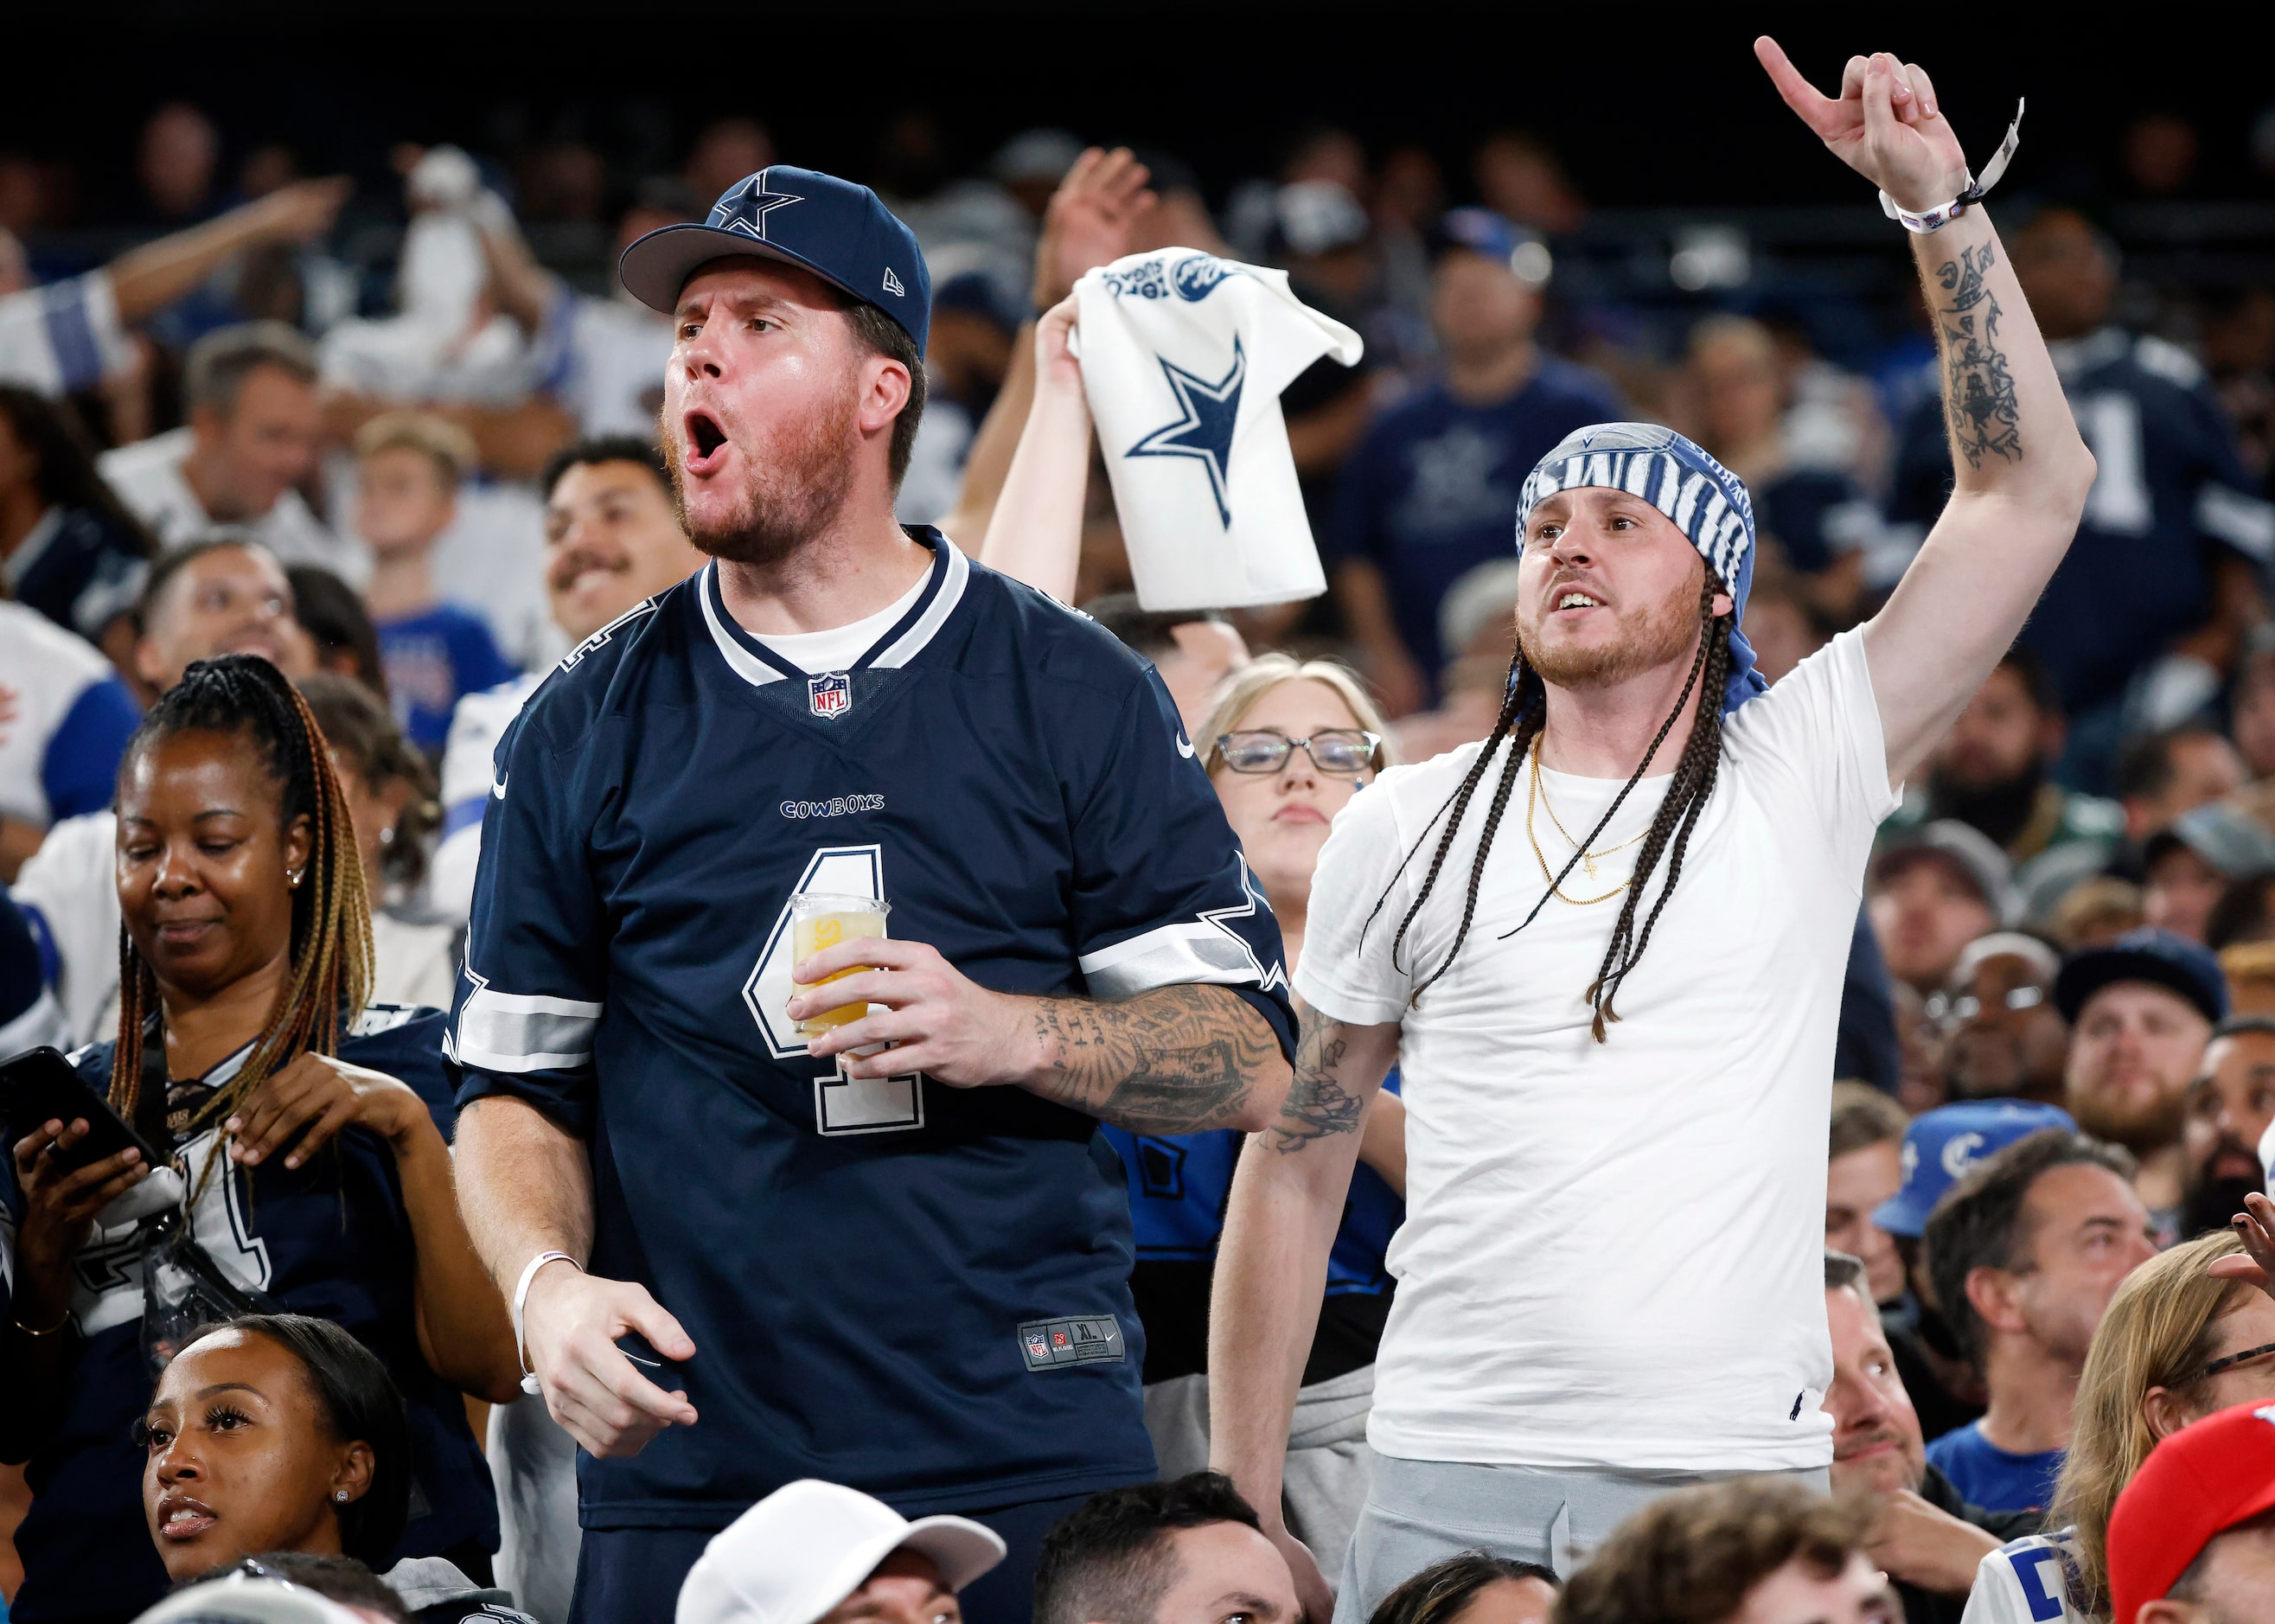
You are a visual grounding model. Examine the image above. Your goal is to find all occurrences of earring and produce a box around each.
[379,826,395,847]
[335,1490,350,1503]
[288,870,304,889]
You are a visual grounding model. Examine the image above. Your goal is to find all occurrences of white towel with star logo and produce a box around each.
[1073,248,1361,611]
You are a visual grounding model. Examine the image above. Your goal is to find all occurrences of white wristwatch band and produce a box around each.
[1880,98,2027,233]
[513,1250,581,1397]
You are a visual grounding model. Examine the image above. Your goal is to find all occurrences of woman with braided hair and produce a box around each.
[1209,41,2103,1624]
[2,654,519,1623]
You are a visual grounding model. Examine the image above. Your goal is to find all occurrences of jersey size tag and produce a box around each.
[1019,1315,1126,1371]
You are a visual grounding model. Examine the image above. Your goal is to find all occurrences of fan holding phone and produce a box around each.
[0,655,521,1623]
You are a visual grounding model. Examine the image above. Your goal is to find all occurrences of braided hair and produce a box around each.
[110,655,373,1140]
[1364,581,1735,1041]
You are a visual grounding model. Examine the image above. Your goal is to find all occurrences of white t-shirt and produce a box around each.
[8,809,121,1047]
[99,428,365,586]
[742,563,934,675]
[1961,1531,2087,1624]
[536,290,673,439]
[1295,628,1898,1474]
[0,603,132,827]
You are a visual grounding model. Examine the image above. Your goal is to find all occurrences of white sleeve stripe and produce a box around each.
[1079,921,1263,997]
[2199,484,2275,559]
[453,986,601,1071]
[464,988,603,1018]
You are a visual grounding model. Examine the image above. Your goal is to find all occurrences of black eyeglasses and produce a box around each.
[2200,1339,2275,1383]
[1212,728,1383,777]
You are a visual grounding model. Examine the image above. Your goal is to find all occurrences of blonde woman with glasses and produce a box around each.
[1960,1228,2275,1621]
[1105,655,1411,1585]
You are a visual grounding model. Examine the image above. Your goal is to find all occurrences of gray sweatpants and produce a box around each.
[1330,1448,1833,1624]
[1145,1365,1378,1582]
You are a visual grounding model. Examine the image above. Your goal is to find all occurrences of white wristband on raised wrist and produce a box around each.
[513,1250,581,1398]
[1880,99,2028,234]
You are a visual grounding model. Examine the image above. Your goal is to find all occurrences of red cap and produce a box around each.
[2107,1397,2275,1623]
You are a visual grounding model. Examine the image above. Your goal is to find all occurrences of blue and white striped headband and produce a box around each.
[1515,422,1767,712]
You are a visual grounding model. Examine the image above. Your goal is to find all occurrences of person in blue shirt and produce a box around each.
[1328,208,1624,716]
[0,655,521,1623]
[1920,1126,2159,1514]
[355,413,518,757]
[1886,206,2274,790]
[448,166,1296,1624]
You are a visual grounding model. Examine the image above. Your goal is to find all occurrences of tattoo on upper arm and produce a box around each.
[1269,1011,1366,1154]
[1034,984,1271,1134]
[1935,243,2022,468]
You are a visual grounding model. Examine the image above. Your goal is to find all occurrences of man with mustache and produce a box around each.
[1210,40,2101,1622]
[2057,928,2227,1243]
[429,435,705,924]
[448,167,1294,1621]
[1823,1252,2034,1624]
[2181,1017,2275,1241]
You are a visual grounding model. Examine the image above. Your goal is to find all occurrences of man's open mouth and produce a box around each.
[687,412,727,465]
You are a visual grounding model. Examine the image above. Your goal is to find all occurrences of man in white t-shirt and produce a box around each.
[98,321,357,583]
[1206,42,2100,1622]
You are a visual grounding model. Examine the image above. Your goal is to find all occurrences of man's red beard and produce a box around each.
[665,382,859,566]
[1517,576,1702,690]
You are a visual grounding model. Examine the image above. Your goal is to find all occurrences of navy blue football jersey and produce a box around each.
[449,531,1294,1528]
[1888,328,2274,713]
[0,1005,497,1622]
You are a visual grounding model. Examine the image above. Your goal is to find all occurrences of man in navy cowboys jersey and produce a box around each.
[448,167,1296,1623]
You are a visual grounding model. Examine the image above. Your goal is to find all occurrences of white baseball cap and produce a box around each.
[134,1573,373,1624]
[677,1480,1008,1624]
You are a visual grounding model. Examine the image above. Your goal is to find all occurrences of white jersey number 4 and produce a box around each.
[740,843,924,1136]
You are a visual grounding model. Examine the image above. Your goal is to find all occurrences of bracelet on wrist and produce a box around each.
[1880,99,2027,234]
[512,1250,582,1397]
[13,1306,71,1338]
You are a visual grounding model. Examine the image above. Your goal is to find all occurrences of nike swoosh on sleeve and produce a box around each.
[1175,736,1195,758]
[491,773,508,799]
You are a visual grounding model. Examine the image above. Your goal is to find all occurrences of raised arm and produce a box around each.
[108,179,351,325]
[1757,39,2096,786]
[1208,1003,1401,1623]
[977,298,1090,600]
[939,148,1153,547]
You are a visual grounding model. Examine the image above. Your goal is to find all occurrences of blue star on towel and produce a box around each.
[1127,336,1246,527]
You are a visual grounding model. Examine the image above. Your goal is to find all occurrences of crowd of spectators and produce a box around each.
[3,85,2275,1624]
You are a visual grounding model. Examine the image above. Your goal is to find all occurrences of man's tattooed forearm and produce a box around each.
[1035,985,1272,1134]
[1934,242,2022,468]
[1269,1013,1365,1154]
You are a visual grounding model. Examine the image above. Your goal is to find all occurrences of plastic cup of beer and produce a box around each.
[790,892,891,1037]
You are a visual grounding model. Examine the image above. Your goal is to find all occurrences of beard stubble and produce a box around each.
[665,380,860,566]
[1518,572,1703,690]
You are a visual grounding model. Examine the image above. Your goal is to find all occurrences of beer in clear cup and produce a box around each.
[790,892,890,1036]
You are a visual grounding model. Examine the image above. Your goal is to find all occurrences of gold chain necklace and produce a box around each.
[1526,745,1643,905]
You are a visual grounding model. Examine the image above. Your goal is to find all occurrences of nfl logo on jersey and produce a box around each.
[808,672,852,718]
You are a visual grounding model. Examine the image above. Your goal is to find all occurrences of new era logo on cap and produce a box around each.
[620,164,932,352]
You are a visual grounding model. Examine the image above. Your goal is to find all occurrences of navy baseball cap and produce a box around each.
[618,165,932,352]
[2055,926,2230,1026]
[1873,1099,2078,1238]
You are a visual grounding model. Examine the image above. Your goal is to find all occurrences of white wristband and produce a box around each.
[513,1250,580,1398]
[1879,98,2028,234]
